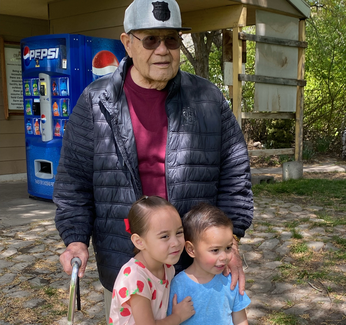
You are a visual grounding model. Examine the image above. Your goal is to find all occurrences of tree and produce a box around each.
[304,0,346,151]
[180,31,222,80]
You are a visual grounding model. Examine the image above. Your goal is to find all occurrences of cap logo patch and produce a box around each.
[152,1,171,22]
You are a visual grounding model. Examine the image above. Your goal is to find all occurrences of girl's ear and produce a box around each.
[185,241,195,258]
[131,233,145,251]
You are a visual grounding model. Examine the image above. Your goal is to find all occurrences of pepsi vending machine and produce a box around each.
[21,34,125,200]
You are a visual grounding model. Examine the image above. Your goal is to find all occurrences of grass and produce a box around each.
[43,286,58,297]
[333,236,346,249]
[253,178,346,209]
[255,177,346,288]
[290,242,308,254]
[260,311,300,325]
[317,212,346,226]
[253,177,346,324]
[291,229,303,239]
[284,221,299,229]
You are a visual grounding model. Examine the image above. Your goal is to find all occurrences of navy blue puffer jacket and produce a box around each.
[53,57,253,292]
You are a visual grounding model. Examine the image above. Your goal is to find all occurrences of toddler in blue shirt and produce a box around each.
[168,203,251,325]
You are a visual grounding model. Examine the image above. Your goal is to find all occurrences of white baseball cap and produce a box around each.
[123,0,191,33]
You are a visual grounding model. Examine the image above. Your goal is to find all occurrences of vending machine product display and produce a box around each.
[21,34,125,200]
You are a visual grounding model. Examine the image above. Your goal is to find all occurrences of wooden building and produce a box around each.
[0,0,310,179]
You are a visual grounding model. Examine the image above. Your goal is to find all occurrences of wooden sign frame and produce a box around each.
[0,36,23,119]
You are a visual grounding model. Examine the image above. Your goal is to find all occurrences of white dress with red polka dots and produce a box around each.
[109,258,175,325]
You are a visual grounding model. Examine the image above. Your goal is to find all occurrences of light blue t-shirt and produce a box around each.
[167,271,251,325]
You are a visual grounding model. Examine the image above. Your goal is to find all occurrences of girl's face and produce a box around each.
[140,206,185,268]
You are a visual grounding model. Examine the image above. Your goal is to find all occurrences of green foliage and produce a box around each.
[44,287,57,297]
[253,179,346,208]
[208,43,224,90]
[265,120,295,149]
[290,242,308,254]
[242,26,256,113]
[333,236,346,249]
[279,155,294,164]
[314,136,332,153]
[180,52,194,75]
[304,0,346,151]
[284,221,300,229]
[302,141,315,161]
[291,229,303,239]
[265,311,299,325]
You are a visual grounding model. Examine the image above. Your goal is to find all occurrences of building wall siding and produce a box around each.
[0,15,49,176]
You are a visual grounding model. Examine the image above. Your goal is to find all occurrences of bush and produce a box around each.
[314,136,331,154]
[302,141,315,162]
[265,120,295,149]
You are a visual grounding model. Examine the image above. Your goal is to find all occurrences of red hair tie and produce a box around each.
[124,219,131,234]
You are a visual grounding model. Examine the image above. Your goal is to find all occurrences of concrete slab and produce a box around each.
[251,163,346,175]
[251,175,275,185]
[282,161,303,181]
[0,181,56,229]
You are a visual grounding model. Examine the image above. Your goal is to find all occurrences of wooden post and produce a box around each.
[232,26,243,128]
[222,29,234,111]
[295,20,306,161]
[0,36,10,119]
[222,6,246,128]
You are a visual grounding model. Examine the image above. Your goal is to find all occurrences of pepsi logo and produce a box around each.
[23,46,31,67]
[92,50,119,80]
[41,114,46,124]
[22,46,59,67]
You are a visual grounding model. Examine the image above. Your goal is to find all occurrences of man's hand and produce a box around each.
[59,242,89,278]
[223,237,245,295]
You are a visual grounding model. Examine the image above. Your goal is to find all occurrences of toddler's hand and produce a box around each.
[171,294,195,323]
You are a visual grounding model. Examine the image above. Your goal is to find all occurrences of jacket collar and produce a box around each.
[99,55,181,117]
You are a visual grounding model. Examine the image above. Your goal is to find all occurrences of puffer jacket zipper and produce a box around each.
[99,91,142,199]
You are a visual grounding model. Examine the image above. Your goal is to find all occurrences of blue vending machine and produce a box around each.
[21,34,125,200]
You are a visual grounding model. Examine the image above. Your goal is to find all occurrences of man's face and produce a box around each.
[121,29,181,90]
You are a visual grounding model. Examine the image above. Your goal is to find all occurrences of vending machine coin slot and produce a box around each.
[39,73,53,142]
[40,83,46,96]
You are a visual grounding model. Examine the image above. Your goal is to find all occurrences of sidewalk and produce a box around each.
[0,176,345,324]
[251,162,346,175]
[0,181,56,229]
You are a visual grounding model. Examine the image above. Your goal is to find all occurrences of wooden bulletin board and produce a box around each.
[0,36,23,119]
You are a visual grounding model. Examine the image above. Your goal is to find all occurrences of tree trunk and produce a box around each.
[181,31,222,80]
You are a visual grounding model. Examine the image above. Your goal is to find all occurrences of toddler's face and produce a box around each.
[142,206,185,266]
[192,226,233,276]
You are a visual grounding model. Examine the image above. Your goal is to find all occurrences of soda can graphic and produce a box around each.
[26,119,33,135]
[54,121,61,137]
[23,46,31,67]
[92,50,119,81]
[34,119,40,135]
[60,77,68,96]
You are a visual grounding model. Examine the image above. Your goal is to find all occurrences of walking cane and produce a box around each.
[67,257,82,325]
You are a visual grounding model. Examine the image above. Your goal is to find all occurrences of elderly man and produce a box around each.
[53,0,253,320]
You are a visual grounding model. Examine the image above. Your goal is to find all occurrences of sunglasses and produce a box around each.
[130,33,182,50]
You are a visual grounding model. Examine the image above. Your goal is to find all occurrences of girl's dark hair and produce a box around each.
[183,202,233,243]
[128,195,177,237]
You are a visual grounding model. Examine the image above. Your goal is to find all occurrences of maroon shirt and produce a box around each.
[124,67,168,199]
